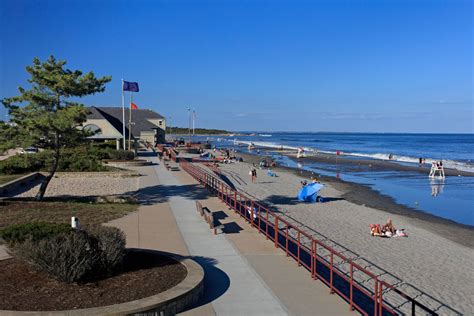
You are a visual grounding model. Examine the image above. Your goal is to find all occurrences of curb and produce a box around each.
[0,249,204,316]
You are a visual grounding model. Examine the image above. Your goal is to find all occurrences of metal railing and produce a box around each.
[180,160,437,316]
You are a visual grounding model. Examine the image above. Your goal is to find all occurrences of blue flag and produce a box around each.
[123,81,139,92]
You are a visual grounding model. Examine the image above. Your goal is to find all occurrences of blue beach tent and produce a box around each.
[297,183,324,203]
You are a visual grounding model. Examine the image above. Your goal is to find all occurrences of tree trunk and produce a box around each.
[35,134,60,201]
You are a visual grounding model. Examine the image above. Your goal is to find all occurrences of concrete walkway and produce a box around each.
[0,245,11,261]
[109,156,354,316]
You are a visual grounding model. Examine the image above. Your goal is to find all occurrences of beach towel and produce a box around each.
[267,170,276,177]
[395,229,408,237]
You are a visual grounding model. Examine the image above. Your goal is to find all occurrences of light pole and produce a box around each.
[192,108,195,137]
[187,108,191,143]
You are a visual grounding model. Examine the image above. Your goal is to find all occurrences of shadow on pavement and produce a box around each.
[129,183,213,204]
[183,256,230,311]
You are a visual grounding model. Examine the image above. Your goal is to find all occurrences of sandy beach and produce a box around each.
[212,155,474,315]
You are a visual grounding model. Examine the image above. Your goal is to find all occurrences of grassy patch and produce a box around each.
[0,201,137,230]
[0,174,25,185]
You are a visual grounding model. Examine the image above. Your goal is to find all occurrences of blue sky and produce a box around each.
[0,0,472,132]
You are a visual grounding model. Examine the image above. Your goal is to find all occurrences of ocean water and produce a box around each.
[230,133,474,173]
[192,133,474,226]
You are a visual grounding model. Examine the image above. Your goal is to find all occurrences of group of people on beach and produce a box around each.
[300,176,320,187]
[370,219,407,238]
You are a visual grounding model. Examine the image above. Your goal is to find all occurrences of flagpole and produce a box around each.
[128,92,133,151]
[121,79,126,150]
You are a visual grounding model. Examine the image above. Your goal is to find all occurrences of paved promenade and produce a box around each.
[108,155,353,316]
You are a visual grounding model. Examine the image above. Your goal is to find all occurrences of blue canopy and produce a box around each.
[297,183,324,203]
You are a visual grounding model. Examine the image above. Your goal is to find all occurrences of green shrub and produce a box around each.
[13,225,126,283]
[108,149,134,161]
[86,225,126,275]
[0,144,133,174]
[0,151,51,174]
[0,222,71,245]
[16,231,100,283]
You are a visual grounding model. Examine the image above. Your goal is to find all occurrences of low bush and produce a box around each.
[0,144,135,175]
[107,149,135,161]
[0,222,71,245]
[86,225,126,276]
[0,151,51,174]
[13,225,126,283]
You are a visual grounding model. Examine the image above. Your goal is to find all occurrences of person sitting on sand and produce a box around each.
[370,224,383,236]
[382,218,396,235]
[311,177,320,183]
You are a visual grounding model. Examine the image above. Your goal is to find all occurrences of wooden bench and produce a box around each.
[195,201,224,235]
[195,201,205,217]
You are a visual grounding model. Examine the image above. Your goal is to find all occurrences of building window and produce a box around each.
[159,120,162,126]
[83,124,102,135]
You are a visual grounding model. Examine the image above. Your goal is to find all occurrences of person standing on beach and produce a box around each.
[250,167,257,183]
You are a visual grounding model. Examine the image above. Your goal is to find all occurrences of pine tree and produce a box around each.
[1,56,111,200]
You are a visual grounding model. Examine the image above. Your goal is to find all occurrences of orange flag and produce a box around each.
[131,102,138,110]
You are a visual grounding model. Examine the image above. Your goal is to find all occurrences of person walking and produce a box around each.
[250,167,257,183]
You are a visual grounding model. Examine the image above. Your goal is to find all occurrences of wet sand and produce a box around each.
[272,150,474,177]
[211,151,474,315]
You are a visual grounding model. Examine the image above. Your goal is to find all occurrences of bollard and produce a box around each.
[71,216,80,230]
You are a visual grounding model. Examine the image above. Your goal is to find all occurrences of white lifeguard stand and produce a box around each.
[429,161,445,178]
[297,147,306,159]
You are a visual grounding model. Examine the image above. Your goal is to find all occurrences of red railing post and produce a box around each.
[374,279,378,316]
[297,231,301,266]
[234,191,237,210]
[257,205,261,234]
[265,210,269,239]
[379,282,383,316]
[274,217,279,248]
[349,262,354,311]
[285,222,289,257]
[250,200,255,226]
[313,240,318,280]
[311,239,315,278]
[330,252,334,294]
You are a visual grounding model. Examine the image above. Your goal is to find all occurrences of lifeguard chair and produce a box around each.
[429,161,445,178]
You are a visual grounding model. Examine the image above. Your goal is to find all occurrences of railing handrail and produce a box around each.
[179,160,438,316]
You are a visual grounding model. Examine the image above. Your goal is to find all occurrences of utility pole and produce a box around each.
[192,108,195,137]
[187,108,191,143]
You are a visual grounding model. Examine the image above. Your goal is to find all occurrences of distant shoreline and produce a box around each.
[167,133,247,137]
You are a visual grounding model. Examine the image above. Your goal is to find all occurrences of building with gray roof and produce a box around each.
[84,107,166,149]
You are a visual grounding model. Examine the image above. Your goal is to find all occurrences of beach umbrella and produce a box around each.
[297,183,324,203]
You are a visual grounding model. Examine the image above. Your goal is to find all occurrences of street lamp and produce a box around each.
[187,108,191,143]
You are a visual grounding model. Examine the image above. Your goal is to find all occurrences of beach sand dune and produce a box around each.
[215,161,473,315]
